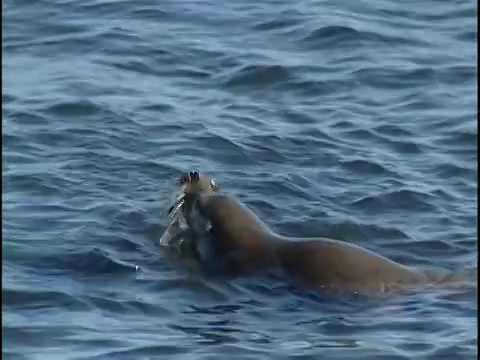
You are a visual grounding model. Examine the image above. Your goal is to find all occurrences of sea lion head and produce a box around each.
[177,171,218,197]
[176,171,218,234]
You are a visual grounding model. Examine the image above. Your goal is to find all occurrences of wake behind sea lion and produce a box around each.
[161,171,476,294]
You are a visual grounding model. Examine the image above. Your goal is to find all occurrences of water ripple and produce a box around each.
[222,64,292,89]
[3,0,476,359]
[301,25,426,49]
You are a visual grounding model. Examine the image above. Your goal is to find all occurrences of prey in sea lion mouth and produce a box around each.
[159,171,218,257]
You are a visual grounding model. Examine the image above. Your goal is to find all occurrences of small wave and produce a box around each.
[253,17,302,32]
[108,57,212,82]
[432,131,476,150]
[112,208,149,233]
[303,25,360,43]
[436,65,476,85]
[41,248,136,278]
[339,159,393,177]
[221,64,292,89]
[335,127,380,145]
[337,126,424,155]
[3,288,90,311]
[280,107,318,126]
[456,30,476,42]
[40,99,101,118]
[85,344,187,360]
[2,93,18,104]
[3,173,63,197]
[79,294,164,317]
[4,108,49,127]
[108,59,160,77]
[241,135,290,163]
[373,124,415,139]
[288,77,352,97]
[353,66,437,89]
[412,239,469,253]
[168,323,239,345]
[175,66,212,80]
[300,25,422,49]
[434,162,476,182]
[352,189,436,213]
[127,7,170,20]
[137,102,175,113]
[385,138,424,155]
[79,0,137,18]
[196,132,252,165]
[1,350,27,360]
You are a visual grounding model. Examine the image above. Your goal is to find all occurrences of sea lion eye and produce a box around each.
[210,179,217,189]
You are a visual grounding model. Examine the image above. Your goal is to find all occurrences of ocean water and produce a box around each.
[2,0,477,359]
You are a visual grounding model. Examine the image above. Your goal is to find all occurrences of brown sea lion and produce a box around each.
[169,171,476,294]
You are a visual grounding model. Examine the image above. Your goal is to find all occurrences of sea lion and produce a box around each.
[166,171,475,294]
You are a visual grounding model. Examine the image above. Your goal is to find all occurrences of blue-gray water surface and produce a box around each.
[2,0,477,359]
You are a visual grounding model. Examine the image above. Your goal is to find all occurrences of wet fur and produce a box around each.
[169,172,477,294]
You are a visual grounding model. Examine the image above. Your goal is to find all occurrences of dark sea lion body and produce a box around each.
[171,172,475,294]
[195,193,430,293]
